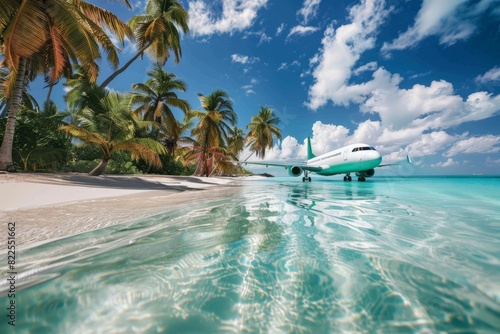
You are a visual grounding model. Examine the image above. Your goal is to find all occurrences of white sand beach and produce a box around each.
[0,173,245,248]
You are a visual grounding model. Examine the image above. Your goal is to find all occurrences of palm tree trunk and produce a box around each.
[44,80,57,108]
[99,44,151,89]
[229,150,255,176]
[194,154,205,176]
[89,159,109,176]
[0,57,28,171]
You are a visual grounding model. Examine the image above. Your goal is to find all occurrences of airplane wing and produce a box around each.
[379,155,412,167]
[243,161,324,172]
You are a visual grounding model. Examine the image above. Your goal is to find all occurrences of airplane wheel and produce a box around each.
[302,177,305,182]
[347,176,352,182]
[358,177,366,182]
[343,176,347,181]
[308,177,312,182]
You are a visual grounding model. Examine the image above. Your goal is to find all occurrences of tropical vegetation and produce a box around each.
[0,0,133,171]
[59,85,166,176]
[0,0,281,176]
[189,90,237,176]
[245,106,282,159]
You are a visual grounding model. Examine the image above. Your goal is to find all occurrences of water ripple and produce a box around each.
[1,177,499,333]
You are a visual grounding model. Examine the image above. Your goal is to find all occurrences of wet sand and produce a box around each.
[0,173,244,248]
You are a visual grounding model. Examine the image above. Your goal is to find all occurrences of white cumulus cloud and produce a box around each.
[306,0,391,109]
[444,135,500,157]
[476,67,500,85]
[188,0,268,36]
[407,131,462,157]
[433,158,458,168]
[382,0,499,53]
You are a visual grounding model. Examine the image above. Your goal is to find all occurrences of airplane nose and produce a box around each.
[368,150,382,162]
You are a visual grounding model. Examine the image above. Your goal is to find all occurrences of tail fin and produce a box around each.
[307,137,316,160]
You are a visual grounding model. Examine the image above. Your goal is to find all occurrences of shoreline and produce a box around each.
[0,173,246,248]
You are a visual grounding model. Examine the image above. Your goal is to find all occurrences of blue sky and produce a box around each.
[34,0,500,175]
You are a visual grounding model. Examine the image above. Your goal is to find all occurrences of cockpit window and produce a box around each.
[352,146,376,152]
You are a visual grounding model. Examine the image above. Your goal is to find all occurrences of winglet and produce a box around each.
[307,137,316,159]
[407,155,412,164]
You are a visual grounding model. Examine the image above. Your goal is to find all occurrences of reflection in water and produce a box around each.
[1,177,499,333]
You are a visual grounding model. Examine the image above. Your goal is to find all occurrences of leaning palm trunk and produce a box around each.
[99,44,150,89]
[229,151,255,176]
[0,57,28,171]
[194,153,207,176]
[194,133,209,176]
[208,161,219,177]
[89,159,109,176]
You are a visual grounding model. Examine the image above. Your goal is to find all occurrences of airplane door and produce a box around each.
[343,149,348,161]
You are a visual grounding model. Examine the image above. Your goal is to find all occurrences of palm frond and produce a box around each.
[113,139,165,168]
[59,124,105,145]
[78,2,134,43]
[2,0,48,71]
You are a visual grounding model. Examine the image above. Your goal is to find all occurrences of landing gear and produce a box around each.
[343,174,352,182]
[302,171,312,182]
[358,177,366,182]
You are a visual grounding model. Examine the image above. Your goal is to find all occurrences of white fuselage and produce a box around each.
[306,143,382,175]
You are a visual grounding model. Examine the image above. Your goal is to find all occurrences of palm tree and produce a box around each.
[158,118,195,156]
[130,63,190,140]
[0,0,132,171]
[59,86,166,176]
[190,90,237,176]
[245,106,282,159]
[64,64,98,112]
[183,144,235,177]
[227,126,245,157]
[100,0,189,88]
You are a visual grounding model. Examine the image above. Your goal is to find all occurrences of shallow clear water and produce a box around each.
[1,176,500,333]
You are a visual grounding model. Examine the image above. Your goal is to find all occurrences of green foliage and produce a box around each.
[60,85,166,176]
[106,152,143,174]
[67,139,193,175]
[70,143,101,161]
[134,153,195,175]
[0,108,71,171]
[65,149,142,174]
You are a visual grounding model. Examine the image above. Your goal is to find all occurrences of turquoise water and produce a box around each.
[1,176,500,333]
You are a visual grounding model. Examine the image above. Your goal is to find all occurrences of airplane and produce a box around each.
[243,137,411,182]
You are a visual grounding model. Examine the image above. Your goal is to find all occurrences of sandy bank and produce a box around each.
[0,173,245,247]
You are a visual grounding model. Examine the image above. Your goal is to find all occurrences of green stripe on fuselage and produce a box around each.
[311,158,381,176]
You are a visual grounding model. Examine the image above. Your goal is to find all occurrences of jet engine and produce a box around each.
[287,166,303,177]
[355,169,375,178]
